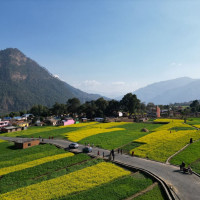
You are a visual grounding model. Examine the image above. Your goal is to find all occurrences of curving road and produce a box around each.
[1,136,200,200]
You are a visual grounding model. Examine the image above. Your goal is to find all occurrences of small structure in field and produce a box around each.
[1,126,22,133]
[14,139,40,149]
[141,128,149,132]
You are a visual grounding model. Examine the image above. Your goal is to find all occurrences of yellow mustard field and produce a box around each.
[66,122,98,127]
[193,124,200,129]
[0,152,74,176]
[0,162,130,200]
[64,122,128,142]
[130,119,200,162]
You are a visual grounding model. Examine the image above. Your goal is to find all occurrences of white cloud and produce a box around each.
[70,80,143,98]
[170,62,182,67]
[111,81,125,85]
[83,80,101,87]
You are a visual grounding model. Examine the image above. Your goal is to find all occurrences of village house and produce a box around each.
[81,118,88,122]
[14,139,40,149]
[45,118,58,126]
[1,126,22,133]
[11,120,29,128]
[94,117,104,122]
[57,119,75,126]
[0,121,9,128]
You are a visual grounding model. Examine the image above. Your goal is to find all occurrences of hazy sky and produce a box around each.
[1,0,200,98]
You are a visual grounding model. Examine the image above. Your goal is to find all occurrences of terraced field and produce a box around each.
[0,140,166,200]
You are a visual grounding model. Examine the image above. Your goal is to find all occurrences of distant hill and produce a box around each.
[0,48,103,113]
[132,77,200,104]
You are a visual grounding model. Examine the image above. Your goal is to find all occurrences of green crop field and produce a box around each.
[170,140,200,174]
[1,125,79,139]
[186,117,200,125]
[78,123,162,150]
[0,140,166,200]
[134,184,168,200]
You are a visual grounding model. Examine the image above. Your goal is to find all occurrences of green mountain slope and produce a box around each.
[0,48,102,113]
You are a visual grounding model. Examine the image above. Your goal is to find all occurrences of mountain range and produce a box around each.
[133,77,200,105]
[0,48,102,113]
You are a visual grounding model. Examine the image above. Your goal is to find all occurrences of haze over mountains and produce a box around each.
[0,48,102,113]
[133,77,200,105]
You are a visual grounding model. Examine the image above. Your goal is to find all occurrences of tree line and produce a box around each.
[3,93,200,119]
[4,93,143,119]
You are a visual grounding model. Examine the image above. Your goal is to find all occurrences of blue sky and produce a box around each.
[1,0,200,98]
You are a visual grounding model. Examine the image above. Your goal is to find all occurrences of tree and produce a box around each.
[120,93,140,115]
[190,100,199,113]
[95,98,108,117]
[51,102,67,116]
[30,105,49,117]
[66,98,81,117]
[105,100,120,116]
[84,101,97,119]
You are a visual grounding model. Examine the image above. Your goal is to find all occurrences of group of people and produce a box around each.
[180,161,192,174]
[109,148,124,160]
[117,148,123,154]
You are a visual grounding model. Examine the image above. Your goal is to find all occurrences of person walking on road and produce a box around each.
[111,149,115,160]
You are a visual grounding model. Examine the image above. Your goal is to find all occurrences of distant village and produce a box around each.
[0,103,194,134]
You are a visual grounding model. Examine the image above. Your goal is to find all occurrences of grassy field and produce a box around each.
[170,140,200,174]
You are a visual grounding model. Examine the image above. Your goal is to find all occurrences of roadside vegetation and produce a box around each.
[170,140,200,174]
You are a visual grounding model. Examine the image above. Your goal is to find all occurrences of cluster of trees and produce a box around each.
[3,93,144,119]
[190,100,200,113]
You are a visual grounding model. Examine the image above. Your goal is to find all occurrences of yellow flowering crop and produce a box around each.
[0,140,6,143]
[0,152,74,176]
[66,122,98,127]
[0,162,130,200]
[64,122,128,142]
[193,124,200,129]
[130,119,200,162]
[132,130,200,162]
[154,119,191,131]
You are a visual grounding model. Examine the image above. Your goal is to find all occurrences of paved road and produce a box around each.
[1,136,200,200]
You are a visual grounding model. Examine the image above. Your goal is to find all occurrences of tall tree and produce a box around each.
[66,98,81,117]
[106,100,120,116]
[30,105,49,117]
[51,102,67,116]
[190,100,199,113]
[95,98,108,117]
[120,93,140,115]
